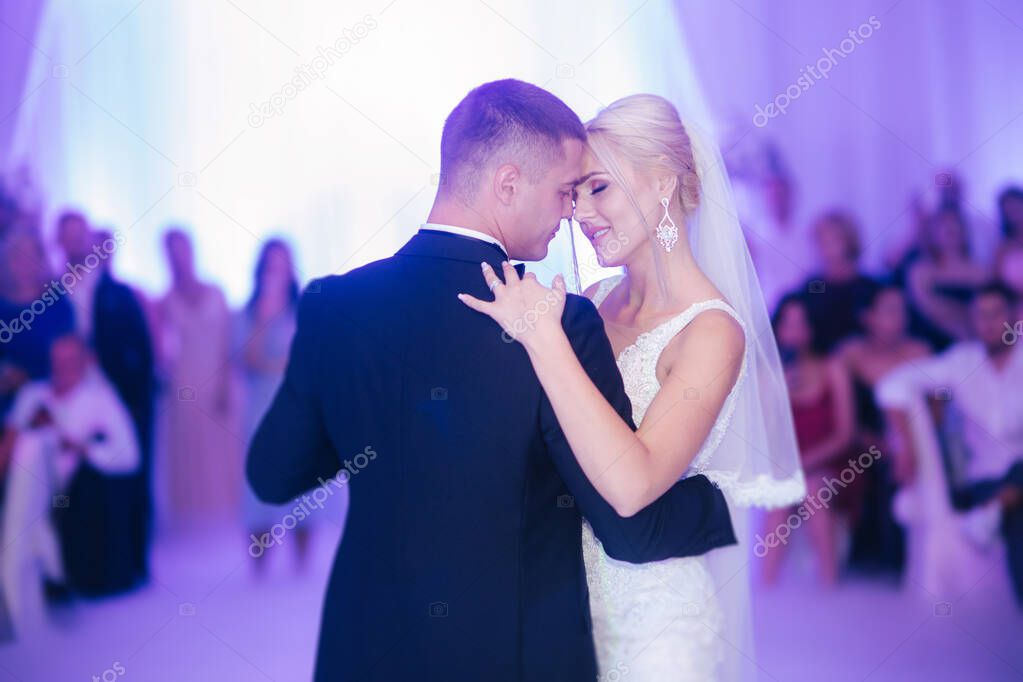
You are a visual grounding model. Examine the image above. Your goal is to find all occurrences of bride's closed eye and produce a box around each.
[589,183,608,196]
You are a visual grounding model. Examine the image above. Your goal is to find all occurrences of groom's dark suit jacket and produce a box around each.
[247,230,736,681]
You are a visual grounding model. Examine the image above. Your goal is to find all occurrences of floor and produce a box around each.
[0,523,1020,681]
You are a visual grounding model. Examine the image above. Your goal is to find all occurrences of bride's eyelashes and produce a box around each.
[589,183,608,196]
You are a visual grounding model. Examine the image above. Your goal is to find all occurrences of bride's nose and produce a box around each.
[574,193,596,222]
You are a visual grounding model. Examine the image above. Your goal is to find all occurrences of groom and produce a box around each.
[247,79,736,681]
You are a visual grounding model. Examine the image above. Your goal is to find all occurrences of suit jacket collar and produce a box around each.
[398,230,525,276]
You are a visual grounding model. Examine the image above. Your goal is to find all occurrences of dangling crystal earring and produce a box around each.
[656,196,678,253]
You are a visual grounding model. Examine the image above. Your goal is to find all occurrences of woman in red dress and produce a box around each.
[761,295,856,586]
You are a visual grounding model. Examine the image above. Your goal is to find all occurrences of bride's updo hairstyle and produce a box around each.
[584,94,701,221]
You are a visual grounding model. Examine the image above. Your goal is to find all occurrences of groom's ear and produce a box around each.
[493,163,520,206]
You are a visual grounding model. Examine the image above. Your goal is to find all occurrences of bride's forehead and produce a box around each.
[579,149,606,176]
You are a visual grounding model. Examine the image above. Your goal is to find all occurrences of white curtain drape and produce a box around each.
[673,0,1023,273]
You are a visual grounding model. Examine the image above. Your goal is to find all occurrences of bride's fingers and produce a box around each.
[552,274,566,298]
[457,293,492,315]
[480,262,503,294]
[501,261,519,286]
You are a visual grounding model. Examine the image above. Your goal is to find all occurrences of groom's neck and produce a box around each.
[426,197,499,241]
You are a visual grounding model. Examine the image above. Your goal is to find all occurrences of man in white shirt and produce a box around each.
[878,283,1023,604]
[6,335,139,479]
[1,334,140,628]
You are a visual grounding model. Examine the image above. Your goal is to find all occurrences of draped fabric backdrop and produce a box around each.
[675,0,1023,275]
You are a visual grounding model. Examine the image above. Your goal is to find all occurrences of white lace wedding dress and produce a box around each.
[581,274,748,681]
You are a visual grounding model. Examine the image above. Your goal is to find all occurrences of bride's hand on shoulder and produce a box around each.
[458,261,567,352]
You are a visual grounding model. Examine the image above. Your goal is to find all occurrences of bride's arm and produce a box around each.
[527,307,743,516]
[460,263,744,517]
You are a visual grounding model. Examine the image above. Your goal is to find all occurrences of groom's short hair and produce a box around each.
[439,79,585,203]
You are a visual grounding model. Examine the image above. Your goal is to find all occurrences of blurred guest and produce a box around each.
[0,228,75,417]
[157,229,237,524]
[837,286,933,454]
[762,296,856,586]
[86,227,157,460]
[799,211,880,353]
[56,214,156,577]
[0,183,20,240]
[885,195,927,288]
[906,207,989,350]
[55,218,156,416]
[995,186,1023,303]
[234,239,310,572]
[878,283,1023,605]
[2,335,142,628]
[54,212,101,339]
[836,285,931,575]
[888,171,992,284]
[741,165,812,311]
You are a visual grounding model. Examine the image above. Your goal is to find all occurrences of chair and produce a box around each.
[891,394,995,597]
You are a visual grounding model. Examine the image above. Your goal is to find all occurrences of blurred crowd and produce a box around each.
[0,190,314,639]
[739,165,1023,606]
[0,164,1020,642]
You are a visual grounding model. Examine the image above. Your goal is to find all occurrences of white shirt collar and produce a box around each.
[420,223,508,256]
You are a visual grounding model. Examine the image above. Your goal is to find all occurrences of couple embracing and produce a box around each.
[248,79,806,681]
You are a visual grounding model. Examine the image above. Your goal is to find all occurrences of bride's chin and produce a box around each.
[595,251,620,269]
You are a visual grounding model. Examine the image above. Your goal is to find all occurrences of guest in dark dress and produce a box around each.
[0,228,75,418]
[886,169,969,288]
[994,186,1023,306]
[0,183,19,240]
[836,285,931,576]
[906,207,989,350]
[799,210,880,353]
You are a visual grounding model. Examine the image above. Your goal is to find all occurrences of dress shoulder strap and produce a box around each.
[590,274,625,308]
[653,299,745,346]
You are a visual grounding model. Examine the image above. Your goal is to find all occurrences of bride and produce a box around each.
[460,94,806,680]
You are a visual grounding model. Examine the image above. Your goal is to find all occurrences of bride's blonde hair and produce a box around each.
[584,95,701,301]
[584,94,701,219]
